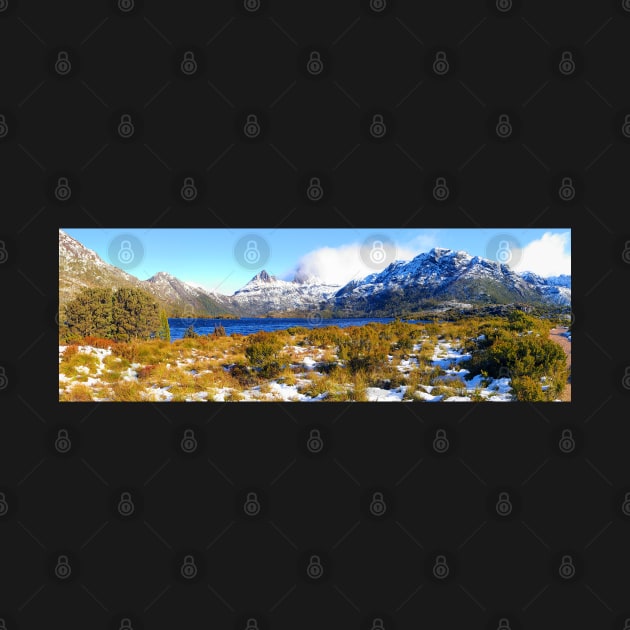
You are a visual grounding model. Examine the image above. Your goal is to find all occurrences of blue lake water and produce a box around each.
[167,317,412,341]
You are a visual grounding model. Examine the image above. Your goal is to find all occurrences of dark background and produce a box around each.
[1,0,630,628]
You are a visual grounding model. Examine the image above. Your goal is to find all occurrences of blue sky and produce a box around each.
[62,228,571,294]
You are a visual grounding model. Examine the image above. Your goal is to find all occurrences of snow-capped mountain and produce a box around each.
[332,248,571,311]
[517,272,571,306]
[60,231,571,318]
[231,270,341,316]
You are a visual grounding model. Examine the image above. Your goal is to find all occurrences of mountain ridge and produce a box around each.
[59,230,571,318]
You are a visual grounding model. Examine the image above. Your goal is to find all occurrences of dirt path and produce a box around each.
[548,327,571,401]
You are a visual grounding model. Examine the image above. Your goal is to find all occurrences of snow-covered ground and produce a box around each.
[59,337,518,402]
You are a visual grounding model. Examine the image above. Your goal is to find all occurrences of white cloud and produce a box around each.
[286,232,440,286]
[512,231,571,277]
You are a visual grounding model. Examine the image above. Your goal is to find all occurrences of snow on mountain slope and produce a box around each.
[231,270,341,315]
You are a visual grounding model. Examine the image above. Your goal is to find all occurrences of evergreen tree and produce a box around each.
[111,288,161,341]
[183,324,198,339]
[158,309,171,342]
[63,288,113,340]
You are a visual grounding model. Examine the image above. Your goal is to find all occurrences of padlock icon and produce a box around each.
[623,241,630,264]
[369,114,387,138]
[369,491,387,516]
[307,51,324,76]
[55,428,72,453]
[623,366,630,390]
[558,428,575,453]
[558,51,575,76]
[624,619,630,630]
[433,428,449,453]
[54,51,72,76]
[432,51,449,76]
[558,554,575,579]
[0,0,8,12]
[624,0,630,12]
[55,177,72,201]
[117,240,135,265]
[369,0,387,12]
[306,428,323,453]
[621,115,630,139]
[243,114,261,138]
[621,492,630,516]
[369,240,387,265]
[118,0,135,11]
[0,492,8,516]
[180,177,198,201]
[0,241,7,264]
[243,491,261,516]
[306,554,323,579]
[0,114,8,139]
[245,619,259,630]
[495,114,512,139]
[180,428,197,453]
[243,0,261,11]
[119,618,133,630]
[54,554,72,579]
[0,366,7,390]
[181,51,198,75]
[495,491,512,516]
[433,177,449,201]
[180,555,197,579]
[371,618,385,630]
[497,618,511,630]
[432,555,449,579]
[243,240,261,264]
[558,177,575,201]
[306,177,323,201]
[117,491,135,516]
[117,114,135,138]
[0,619,6,630]
[496,0,512,11]
[496,240,512,264]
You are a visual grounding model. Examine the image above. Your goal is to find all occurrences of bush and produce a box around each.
[212,324,226,337]
[245,332,285,378]
[183,325,198,339]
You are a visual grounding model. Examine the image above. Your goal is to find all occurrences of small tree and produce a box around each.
[158,309,171,342]
[245,331,284,377]
[183,324,198,339]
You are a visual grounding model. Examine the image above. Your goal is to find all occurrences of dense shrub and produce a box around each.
[245,331,285,377]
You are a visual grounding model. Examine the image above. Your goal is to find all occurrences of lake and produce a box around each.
[167,317,408,340]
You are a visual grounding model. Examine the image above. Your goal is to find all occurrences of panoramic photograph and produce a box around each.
[59,228,571,402]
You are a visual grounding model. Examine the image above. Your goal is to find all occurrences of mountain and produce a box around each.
[231,270,340,316]
[59,230,236,317]
[60,232,571,319]
[517,272,571,306]
[332,248,571,313]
